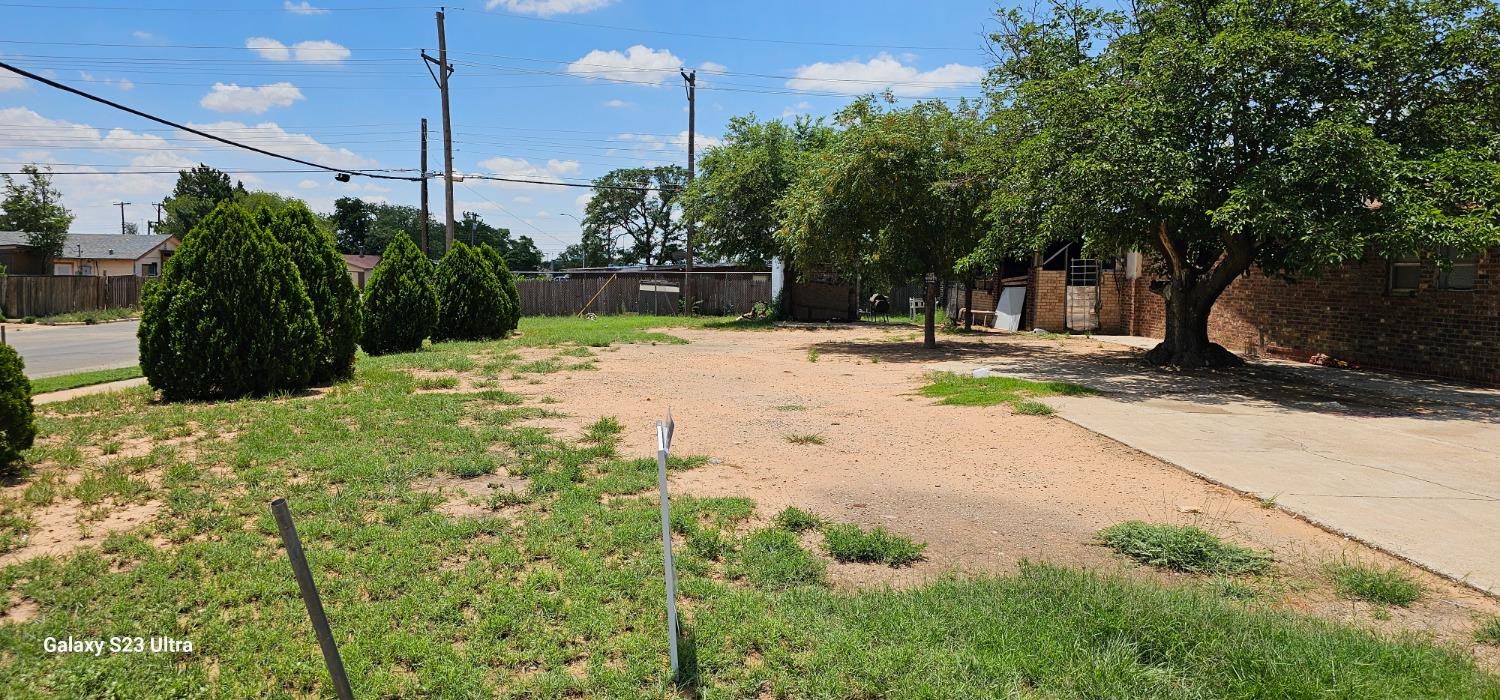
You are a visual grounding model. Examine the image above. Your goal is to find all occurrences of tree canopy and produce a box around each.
[681,115,835,266]
[158,164,245,240]
[780,97,985,347]
[582,165,688,266]
[972,0,1500,366]
[0,165,73,268]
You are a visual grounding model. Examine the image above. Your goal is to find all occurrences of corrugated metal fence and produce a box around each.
[516,272,772,317]
[2,275,145,318]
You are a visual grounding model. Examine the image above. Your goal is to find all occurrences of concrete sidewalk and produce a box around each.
[935,343,1500,594]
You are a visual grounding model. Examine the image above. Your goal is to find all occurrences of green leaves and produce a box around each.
[432,241,508,343]
[264,201,363,382]
[360,233,438,356]
[0,165,73,258]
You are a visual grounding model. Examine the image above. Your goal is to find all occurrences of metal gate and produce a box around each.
[1065,258,1100,332]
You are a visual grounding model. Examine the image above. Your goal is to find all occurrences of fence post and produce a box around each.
[270,498,355,700]
[655,419,681,681]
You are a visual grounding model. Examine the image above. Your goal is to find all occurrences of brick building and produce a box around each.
[997,246,1498,385]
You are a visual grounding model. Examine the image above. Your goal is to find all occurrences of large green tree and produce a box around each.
[331,196,377,255]
[582,166,689,266]
[681,115,836,266]
[158,164,242,240]
[0,165,73,272]
[974,0,1500,367]
[780,98,985,348]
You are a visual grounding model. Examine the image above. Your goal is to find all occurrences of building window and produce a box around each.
[80,264,93,275]
[1388,255,1421,293]
[1437,247,1478,291]
[141,262,159,277]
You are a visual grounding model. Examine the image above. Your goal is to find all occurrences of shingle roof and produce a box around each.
[0,232,176,260]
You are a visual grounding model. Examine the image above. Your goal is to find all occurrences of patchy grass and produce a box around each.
[784,433,825,446]
[510,314,730,348]
[806,348,820,362]
[1100,521,1271,576]
[822,523,926,567]
[29,366,143,395]
[1329,562,1424,607]
[919,372,1097,407]
[29,307,139,325]
[773,404,806,412]
[0,316,1496,698]
[772,506,822,533]
[415,375,460,390]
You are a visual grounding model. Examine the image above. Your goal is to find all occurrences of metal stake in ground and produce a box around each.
[271,498,355,700]
[655,420,681,680]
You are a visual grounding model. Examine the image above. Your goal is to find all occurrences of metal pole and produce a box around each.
[270,498,354,700]
[655,422,680,680]
[680,70,696,314]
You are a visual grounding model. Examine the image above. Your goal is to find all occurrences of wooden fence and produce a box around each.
[1,275,145,318]
[516,273,772,317]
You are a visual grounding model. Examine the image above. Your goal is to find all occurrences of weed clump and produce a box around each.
[1329,562,1423,606]
[735,528,825,589]
[822,523,926,567]
[773,506,822,533]
[1100,521,1270,575]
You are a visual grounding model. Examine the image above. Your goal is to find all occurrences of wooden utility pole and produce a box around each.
[420,117,430,256]
[436,9,455,251]
[113,201,130,235]
[680,69,696,312]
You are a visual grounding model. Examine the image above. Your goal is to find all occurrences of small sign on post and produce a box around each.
[655,417,681,680]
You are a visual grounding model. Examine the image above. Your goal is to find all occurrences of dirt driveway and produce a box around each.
[513,323,1500,656]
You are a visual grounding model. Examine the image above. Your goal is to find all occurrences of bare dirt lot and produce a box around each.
[506,323,1500,660]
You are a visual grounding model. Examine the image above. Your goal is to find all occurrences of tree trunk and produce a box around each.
[963,281,974,331]
[923,277,937,349]
[1143,274,1246,368]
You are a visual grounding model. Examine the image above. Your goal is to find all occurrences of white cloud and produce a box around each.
[184,121,379,169]
[699,61,726,74]
[603,98,633,109]
[486,0,613,17]
[782,101,813,118]
[567,45,683,86]
[786,53,983,97]
[0,71,25,92]
[294,40,350,64]
[132,31,160,43]
[284,0,329,14]
[610,130,721,165]
[245,37,350,64]
[476,157,582,189]
[200,83,305,114]
[512,195,532,204]
[246,37,291,61]
[298,179,320,189]
[78,72,134,91]
[574,192,593,211]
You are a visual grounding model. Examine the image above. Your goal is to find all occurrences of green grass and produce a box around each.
[772,506,822,533]
[0,317,1495,697]
[822,523,926,567]
[1100,521,1272,575]
[919,371,1097,408]
[29,366,143,395]
[1013,399,1054,415]
[510,314,732,347]
[1329,562,1424,607]
[26,307,139,325]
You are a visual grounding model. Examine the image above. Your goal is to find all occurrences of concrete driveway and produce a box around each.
[927,335,1500,595]
[4,320,140,377]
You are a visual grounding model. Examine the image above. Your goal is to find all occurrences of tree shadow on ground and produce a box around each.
[809,336,1500,424]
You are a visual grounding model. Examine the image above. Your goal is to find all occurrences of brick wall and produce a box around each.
[1125,248,1500,385]
[1025,269,1131,333]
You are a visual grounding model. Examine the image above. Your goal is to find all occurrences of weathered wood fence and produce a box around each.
[1,275,145,318]
[515,272,771,317]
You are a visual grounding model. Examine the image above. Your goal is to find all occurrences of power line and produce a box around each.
[0,59,420,182]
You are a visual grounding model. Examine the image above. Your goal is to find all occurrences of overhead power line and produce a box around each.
[0,59,422,182]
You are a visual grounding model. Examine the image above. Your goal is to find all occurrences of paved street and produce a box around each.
[5,320,140,378]
[932,338,1500,595]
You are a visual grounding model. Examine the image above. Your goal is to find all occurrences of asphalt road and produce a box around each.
[5,320,140,378]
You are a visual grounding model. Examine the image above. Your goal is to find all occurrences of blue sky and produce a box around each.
[0,0,996,258]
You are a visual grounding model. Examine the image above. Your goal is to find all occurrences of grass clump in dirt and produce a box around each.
[919,372,1096,408]
[1100,521,1270,575]
[1329,562,1423,606]
[1475,617,1500,646]
[784,433,825,446]
[822,523,926,567]
[772,506,822,533]
[733,527,825,589]
[1013,400,1054,415]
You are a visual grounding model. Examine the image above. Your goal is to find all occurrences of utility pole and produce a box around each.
[152,201,163,225]
[680,69,696,313]
[420,117,430,257]
[421,8,457,253]
[113,201,130,235]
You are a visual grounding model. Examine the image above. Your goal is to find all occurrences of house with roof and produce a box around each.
[0,232,179,277]
[342,253,380,289]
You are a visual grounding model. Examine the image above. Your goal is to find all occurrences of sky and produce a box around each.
[0,0,999,260]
